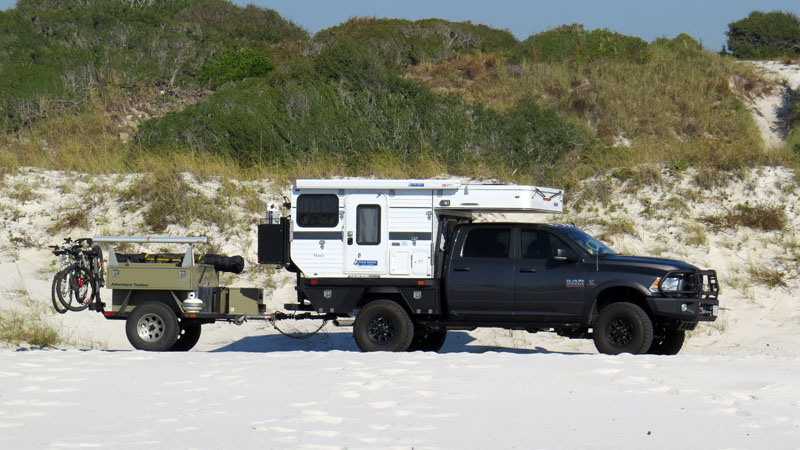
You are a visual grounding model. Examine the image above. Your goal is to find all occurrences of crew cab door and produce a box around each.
[344,193,387,275]
[514,228,586,320]
[445,226,514,317]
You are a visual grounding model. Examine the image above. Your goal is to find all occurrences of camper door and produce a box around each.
[344,193,387,274]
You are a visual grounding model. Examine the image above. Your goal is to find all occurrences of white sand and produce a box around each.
[740,61,800,147]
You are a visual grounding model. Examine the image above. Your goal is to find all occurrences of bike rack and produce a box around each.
[92,236,208,267]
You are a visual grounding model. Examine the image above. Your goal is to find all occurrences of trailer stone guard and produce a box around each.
[57,179,719,354]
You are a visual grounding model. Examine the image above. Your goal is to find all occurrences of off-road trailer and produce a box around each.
[88,236,332,351]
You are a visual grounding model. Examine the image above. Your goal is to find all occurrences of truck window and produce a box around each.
[356,204,381,245]
[297,194,339,228]
[521,229,572,259]
[462,228,510,258]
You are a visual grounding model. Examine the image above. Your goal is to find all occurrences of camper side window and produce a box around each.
[356,205,381,245]
[297,194,339,227]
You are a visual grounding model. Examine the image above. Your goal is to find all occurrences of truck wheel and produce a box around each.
[170,322,202,352]
[407,329,447,352]
[648,329,685,355]
[593,302,653,355]
[353,300,414,352]
[125,302,179,351]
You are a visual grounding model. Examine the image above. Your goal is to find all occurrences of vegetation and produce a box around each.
[0,294,61,347]
[725,10,800,59]
[748,265,788,288]
[0,0,306,131]
[701,203,786,231]
[0,0,788,187]
[119,167,233,232]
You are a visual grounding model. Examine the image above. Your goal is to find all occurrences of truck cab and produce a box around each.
[441,223,718,354]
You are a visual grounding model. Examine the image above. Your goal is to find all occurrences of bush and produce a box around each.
[0,309,61,348]
[199,48,275,88]
[515,24,650,63]
[119,168,232,232]
[312,18,518,67]
[138,56,582,179]
[0,0,306,131]
[701,203,786,231]
[725,11,800,59]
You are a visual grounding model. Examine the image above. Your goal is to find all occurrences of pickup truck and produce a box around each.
[290,222,719,355]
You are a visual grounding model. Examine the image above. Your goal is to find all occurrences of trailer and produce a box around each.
[88,235,324,351]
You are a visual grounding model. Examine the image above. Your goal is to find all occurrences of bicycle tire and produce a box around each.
[55,265,95,312]
[90,244,105,287]
[50,272,68,314]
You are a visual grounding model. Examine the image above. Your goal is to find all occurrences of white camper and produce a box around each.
[287,179,563,279]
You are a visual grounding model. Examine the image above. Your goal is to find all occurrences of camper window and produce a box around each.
[356,205,381,245]
[297,194,339,228]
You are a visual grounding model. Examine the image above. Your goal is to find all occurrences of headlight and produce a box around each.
[660,276,682,291]
[649,276,682,293]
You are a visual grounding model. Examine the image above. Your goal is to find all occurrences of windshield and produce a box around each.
[557,227,616,256]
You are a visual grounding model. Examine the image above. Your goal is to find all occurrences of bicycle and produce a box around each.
[49,238,105,313]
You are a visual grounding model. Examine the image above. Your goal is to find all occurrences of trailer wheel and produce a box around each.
[353,300,414,352]
[170,322,202,352]
[592,302,653,355]
[407,329,447,352]
[125,302,179,351]
[648,328,685,355]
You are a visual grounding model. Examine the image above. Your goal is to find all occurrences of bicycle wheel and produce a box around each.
[55,265,95,312]
[90,244,105,287]
[50,272,68,314]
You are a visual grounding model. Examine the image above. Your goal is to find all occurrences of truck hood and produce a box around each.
[599,255,698,272]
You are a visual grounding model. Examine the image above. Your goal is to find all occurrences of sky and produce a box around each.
[1,0,799,51]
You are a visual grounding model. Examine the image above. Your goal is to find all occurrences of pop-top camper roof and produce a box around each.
[293,179,563,214]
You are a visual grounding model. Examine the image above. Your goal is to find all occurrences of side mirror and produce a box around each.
[554,248,579,262]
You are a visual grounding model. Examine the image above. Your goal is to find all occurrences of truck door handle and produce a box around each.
[519,268,537,273]
[454,266,471,272]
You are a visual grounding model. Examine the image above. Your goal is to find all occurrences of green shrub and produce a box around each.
[516,24,651,63]
[725,10,800,59]
[138,59,582,180]
[199,48,275,88]
[312,18,518,67]
[0,0,306,131]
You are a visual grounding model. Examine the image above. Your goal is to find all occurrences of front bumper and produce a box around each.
[648,296,719,322]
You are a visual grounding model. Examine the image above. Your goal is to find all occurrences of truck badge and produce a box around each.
[565,279,585,288]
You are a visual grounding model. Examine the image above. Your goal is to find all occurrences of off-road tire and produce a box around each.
[593,302,654,355]
[170,321,202,352]
[648,329,685,355]
[407,329,447,352]
[353,300,414,352]
[125,302,179,351]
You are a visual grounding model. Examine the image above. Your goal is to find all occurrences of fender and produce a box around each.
[584,279,652,323]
